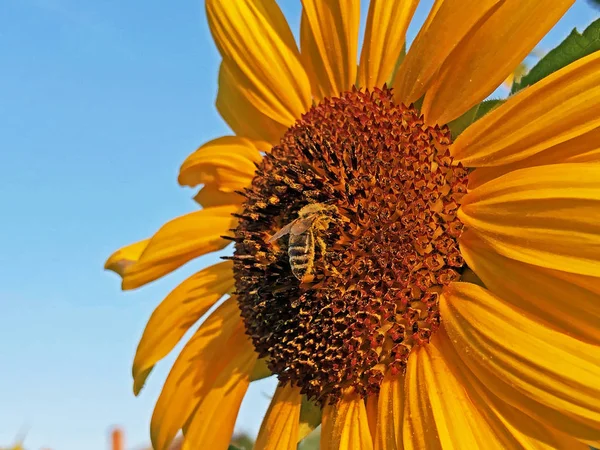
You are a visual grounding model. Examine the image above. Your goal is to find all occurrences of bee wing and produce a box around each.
[291,216,318,235]
[268,221,295,242]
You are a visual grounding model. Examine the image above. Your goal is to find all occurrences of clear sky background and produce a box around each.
[0,1,598,449]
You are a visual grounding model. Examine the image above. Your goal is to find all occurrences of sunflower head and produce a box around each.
[232,86,468,404]
[106,1,600,448]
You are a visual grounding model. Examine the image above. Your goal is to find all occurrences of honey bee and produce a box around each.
[268,203,338,282]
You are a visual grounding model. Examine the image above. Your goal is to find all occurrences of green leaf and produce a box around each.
[298,396,322,443]
[250,357,272,381]
[475,99,504,118]
[228,446,243,450]
[448,99,504,139]
[511,18,600,93]
[298,426,321,450]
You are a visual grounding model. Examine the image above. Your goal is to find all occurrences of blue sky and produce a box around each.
[0,1,597,449]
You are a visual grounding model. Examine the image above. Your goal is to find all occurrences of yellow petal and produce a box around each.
[120,205,239,290]
[105,239,149,276]
[150,298,242,450]
[132,261,234,395]
[375,371,404,450]
[254,384,303,450]
[358,0,418,90]
[365,395,378,446]
[441,282,600,441]
[300,0,360,101]
[468,127,600,189]
[460,230,600,346]
[459,163,600,277]
[452,50,600,166]
[216,61,287,147]
[403,334,507,450]
[178,136,261,190]
[321,391,373,450]
[393,0,503,106]
[434,327,589,450]
[422,0,575,125]
[192,184,245,208]
[206,0,311,126]
[182,327,257,450]
[584,439,600,448]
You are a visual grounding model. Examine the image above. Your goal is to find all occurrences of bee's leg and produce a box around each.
[318,236,340,277]
[316,236,327,256]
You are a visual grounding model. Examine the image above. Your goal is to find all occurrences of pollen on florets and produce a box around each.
[230,86,468,404]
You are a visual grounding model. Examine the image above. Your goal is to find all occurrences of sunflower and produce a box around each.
[105,0,600,449]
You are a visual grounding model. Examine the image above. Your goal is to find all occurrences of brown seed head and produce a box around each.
[231,86,468,404]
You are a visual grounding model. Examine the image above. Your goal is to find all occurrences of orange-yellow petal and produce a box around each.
[441,282,600,441]
[452,50,600,167]
[403,334,507,449]
[105,239,149,276]
[132,261,234,395]
[254,384,303,450]
[422,0,575,125]
[321,391,373,450]
[216,61,287,147]
[300,0,360,101]
[459,163,600,277]
[584,439,600,449]
[120,204,239,290]
[358,0,418,90]
[206,0,311,126]
[434,327,589,450]
[150,298,242,450]
[375,371,404,450]
[393,0,503,106]
[460,230,600,346]
[365,395,378,446]
[468,127,600,189]
[469,128,600,189]
[182,327,257,450]
[178,136,261,190]
[192,184,245,208]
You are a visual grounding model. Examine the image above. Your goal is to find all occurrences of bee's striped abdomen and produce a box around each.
[288,230,315,281]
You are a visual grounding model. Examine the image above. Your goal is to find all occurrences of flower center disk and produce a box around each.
[232,87,468,404]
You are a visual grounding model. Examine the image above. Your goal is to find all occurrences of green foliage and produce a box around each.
[448,99,505,138]
[511,18,600,93]
[229,432,254,450]
[298,426,321,450]
[298,396,322,442]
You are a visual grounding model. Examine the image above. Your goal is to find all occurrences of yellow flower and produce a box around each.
[105,1,600,449]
